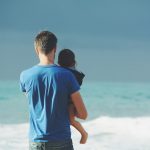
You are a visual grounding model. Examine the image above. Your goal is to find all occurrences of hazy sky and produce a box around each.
[0,0,150,82]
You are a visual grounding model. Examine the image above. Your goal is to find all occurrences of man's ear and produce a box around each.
[35,47,39,56]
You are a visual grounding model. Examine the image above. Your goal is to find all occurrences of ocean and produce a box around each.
[0,81,150,150]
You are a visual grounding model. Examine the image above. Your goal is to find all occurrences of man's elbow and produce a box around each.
[78,112,88,120]
[82,114,88,120]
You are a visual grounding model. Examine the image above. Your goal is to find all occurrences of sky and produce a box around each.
[0,0,150,82]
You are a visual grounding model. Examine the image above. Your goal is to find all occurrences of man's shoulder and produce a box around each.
[20,66,37,81]
[64,68,85,79]
[55,66,72,74]
[54,66,77,80]
[63,68,85,86]
[21,66,35,75]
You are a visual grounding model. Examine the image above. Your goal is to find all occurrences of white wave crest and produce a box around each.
[72,116,150,150]
[1,117,150,150]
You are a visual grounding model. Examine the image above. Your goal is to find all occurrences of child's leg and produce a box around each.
[69,104,88,144]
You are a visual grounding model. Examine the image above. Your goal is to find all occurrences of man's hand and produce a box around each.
[71,91,88,120]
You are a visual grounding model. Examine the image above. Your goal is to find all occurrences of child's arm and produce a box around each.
[71,91,88,120]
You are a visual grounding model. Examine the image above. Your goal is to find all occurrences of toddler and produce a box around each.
[58,49,88,144]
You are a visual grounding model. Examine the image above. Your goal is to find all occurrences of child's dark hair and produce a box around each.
[58,49,76,67]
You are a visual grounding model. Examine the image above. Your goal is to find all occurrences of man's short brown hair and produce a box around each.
[34,31,57,55]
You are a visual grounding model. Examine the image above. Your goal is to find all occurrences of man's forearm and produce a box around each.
[71,92,88,120]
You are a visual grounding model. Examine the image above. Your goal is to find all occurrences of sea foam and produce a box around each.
[0,117,150,150]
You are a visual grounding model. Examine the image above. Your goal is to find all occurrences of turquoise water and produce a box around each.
[0,81,28,124]
[0,81,150,124]
[84,82,150,118]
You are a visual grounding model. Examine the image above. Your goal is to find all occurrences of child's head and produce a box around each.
[58,49,76,67]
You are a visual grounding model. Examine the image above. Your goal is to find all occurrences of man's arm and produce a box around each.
[71,91,88,120]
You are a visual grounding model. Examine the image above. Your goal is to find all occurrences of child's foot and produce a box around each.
[80,131,88,144]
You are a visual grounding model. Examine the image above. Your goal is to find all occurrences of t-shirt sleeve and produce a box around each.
[20,72,26,92]
[68,72,80,95]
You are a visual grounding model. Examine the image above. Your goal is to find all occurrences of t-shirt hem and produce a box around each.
[70,87,80,95]
[29,138,72,143]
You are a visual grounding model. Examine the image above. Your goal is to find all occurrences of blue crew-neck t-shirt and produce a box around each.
[20,64,80,142]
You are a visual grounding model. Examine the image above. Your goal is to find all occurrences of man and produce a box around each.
[20,31,88,150]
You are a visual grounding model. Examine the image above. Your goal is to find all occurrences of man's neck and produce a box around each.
[39,52,54,66]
